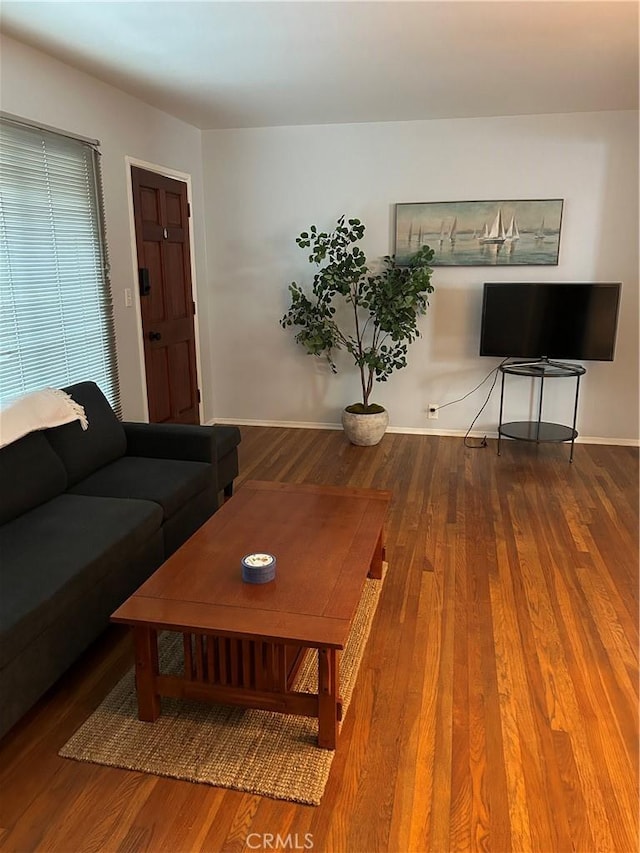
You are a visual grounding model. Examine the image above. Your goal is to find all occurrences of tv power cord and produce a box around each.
[432,358,509,449]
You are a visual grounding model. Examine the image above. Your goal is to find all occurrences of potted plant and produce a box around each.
[281,216,434,445]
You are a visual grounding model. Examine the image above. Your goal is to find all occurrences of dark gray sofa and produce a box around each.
[0,381,241,739]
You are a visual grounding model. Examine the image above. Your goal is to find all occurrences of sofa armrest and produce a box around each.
[122,422,217,464]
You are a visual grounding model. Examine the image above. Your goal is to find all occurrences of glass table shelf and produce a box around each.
[499,420,578,443]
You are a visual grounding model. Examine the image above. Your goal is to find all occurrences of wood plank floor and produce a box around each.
[0,427,637,853]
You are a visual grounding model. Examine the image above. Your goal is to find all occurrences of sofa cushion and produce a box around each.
[44,382,126,486]
[0,432,67,525]
[68,456,213,520]
[123,422,217,464]
[0,494,163,669]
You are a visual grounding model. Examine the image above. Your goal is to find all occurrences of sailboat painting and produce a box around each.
[395,199,563,266]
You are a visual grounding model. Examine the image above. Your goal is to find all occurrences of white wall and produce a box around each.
[0,35,213,422]
[2,34,637,442]
[202,110,639,442]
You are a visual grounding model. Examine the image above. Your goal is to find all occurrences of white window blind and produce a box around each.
[0,116,120,414]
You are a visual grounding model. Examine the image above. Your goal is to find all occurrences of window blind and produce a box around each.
[0,116,121,415]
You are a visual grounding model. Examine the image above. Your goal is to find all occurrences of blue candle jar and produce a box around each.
[241,553,276,584]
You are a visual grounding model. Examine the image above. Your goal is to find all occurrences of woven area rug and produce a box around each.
[59,573,384,805]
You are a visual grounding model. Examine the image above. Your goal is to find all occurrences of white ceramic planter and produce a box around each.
[341,408,389,446]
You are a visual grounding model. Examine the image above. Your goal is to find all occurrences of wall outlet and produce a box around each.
[124,288,133,307]
[428,403,439,420]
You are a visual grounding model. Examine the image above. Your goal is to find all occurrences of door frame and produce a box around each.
[125,156,204,423]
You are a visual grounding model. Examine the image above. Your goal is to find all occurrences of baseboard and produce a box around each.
[576,435,639,447]
[207,417,639,447]
[208,416,475,436]
[209,417,343,431]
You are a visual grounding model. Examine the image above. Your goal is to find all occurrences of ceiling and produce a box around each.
[1,1,638,130]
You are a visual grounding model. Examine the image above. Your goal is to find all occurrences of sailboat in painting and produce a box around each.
[505,215,520,241]
[534,218,545,240]
[478,209,506,244]
[449,217,458,244]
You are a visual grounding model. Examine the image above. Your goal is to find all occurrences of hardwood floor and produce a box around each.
[0,427,637,853]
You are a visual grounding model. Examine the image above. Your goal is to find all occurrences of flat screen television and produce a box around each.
[479,282,621,361]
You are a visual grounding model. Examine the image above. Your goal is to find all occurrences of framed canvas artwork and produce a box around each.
[395,199,564,266]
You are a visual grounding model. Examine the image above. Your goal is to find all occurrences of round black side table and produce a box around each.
[497,360,586,462]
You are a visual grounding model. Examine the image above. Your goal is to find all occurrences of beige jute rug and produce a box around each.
[59,572,384,805]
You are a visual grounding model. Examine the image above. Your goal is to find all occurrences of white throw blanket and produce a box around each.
[0,387,88,449]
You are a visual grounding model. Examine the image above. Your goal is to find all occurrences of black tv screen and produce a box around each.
[479,282,621,361]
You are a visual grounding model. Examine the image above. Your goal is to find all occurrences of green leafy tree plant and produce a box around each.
[281,216,434,412]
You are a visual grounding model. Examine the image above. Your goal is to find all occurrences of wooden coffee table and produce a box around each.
[112,480,390,748]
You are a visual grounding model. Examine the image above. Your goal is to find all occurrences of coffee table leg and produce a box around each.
[318,647,339,749]
[368,529,386,579]
[133,627,161,721]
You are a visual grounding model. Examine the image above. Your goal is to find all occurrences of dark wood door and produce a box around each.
[131,166,200,424]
